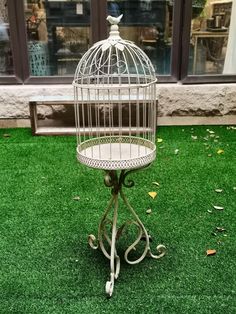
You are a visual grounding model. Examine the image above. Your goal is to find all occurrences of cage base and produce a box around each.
[77,136,156,170]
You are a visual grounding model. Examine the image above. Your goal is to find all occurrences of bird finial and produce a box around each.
[106,14,123,25]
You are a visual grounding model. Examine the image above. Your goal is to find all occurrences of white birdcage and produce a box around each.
[72,15,165,298]
[73,16,157,170]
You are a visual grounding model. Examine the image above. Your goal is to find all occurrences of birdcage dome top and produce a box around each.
[73,15,157,89]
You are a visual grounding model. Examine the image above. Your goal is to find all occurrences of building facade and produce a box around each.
[0,0,236,127]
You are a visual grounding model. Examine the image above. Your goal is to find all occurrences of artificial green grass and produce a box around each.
[0,126,235,314]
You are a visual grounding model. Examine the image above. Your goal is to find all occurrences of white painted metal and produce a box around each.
[73,15,157,170]
[73,15,165,298]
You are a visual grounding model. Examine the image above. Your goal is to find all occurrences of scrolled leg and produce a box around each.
[120,188,166,264]
[87,168,166,297]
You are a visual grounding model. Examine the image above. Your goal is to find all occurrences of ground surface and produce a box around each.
[0,126,235,314]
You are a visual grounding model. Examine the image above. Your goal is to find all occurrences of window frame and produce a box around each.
[2,0,236,85]
[180,0,236,84]
[20,0,105,84]
[0,0,23,84]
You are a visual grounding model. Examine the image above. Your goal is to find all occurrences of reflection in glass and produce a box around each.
[189,0,235,75]
[0,0,13,75]
[107,0,173,75]
[25,0,90,76]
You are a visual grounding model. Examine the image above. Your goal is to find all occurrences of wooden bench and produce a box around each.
[29,96,75,135]
[29,95,153,136]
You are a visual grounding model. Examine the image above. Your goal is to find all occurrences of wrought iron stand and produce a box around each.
[88,167,166,297]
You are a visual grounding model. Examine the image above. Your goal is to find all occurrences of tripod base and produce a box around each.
[88,168,166,297]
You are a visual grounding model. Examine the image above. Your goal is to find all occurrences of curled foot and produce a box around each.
[88,234,98,250]
[148,244,166,259]
[105,273,115,297]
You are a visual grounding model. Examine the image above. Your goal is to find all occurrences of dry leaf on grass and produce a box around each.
[152,182,160,187]
[215,189,223,193]
[157,138,163,143]
[216,227,226,232]
[207,130,215,134]
[146,208,152,214]
[148,192,157,199]
[217,149,224,154]
[73,196,80,201]
[191,135,198,140]
[213,205,224,210]
[206,249,216,256]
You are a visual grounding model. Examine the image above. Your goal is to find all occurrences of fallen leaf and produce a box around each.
[211,232,217,236]
[209,130,215,134]
[215,189,223,193]
[207,210,213,214]
[146,208,152,214]
[174,149,179,155]
[216,227,226,232]
[73,196,80,201]
[233,187,236,191]
[217,149,224,154]
[210,134,215,138]
[157,138,163,143]
[208,154,212,157]
[214,139,218,143]
[206,249,216,256]
[3,133,10,138]
[191,135,198,140]
[213,205,224,210]
[152,182,160,187]
[148,192,157,199]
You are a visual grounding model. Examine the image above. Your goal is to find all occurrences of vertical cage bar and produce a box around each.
[87,88,93,157]
[74,86,80,147]
[81,89,86,156]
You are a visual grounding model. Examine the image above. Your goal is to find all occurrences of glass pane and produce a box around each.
[24,0,90,76]
[107,0,173,75]
[0,0,14,75]
[188,0,236,75]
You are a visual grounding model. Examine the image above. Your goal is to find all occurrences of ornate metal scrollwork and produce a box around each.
[88,168,166,297]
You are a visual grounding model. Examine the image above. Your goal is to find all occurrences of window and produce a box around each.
[0,0,13,76]
[181,0,236,83]
[107,0,173,75]
[188,0,235,75]
[0,0,235,84]
[24,0,91,76]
